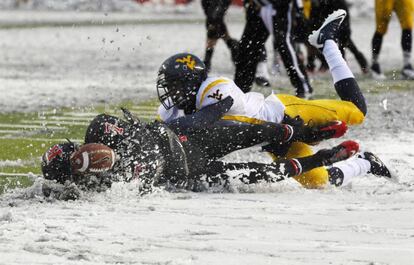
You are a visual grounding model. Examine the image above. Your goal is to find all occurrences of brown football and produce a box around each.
[70,143,116,174]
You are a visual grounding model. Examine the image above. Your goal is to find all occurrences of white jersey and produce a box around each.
[158,76,286,124]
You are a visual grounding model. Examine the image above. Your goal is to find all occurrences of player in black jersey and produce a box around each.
[235,0,313,98]
[40,108,358,199]
[201,0,239,72]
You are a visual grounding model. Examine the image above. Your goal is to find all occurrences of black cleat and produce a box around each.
[360,152,393,179]
[371,62,386,80]
[308,9,347,49]
[254,76,271,87]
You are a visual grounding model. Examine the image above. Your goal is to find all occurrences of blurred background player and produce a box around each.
[306,0,368,74]
[201,0,239,72]
[371,0,414,79]
[255,48,271,87]
[234,0,313,98]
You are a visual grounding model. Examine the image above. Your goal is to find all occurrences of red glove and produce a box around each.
[318,120,348,138]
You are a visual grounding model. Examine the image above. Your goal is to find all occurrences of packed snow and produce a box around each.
[1,1,414,264]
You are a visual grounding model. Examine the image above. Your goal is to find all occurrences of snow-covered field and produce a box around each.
[1,2,414,264]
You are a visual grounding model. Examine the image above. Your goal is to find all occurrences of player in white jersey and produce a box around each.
[156,10,394,188]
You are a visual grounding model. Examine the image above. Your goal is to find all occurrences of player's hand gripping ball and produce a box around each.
[70,143,116,174]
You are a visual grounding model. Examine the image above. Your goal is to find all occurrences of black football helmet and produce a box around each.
[41,142,79,184]
[156,53,207,111]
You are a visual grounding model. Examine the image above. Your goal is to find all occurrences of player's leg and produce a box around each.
[273,2,313,98]
[220,0,239,64]
[201,0,216,72]
[395,0,414,79]
[346,38,369,74]
[371,0,393,79]
[287,142,329,188]
[202,0,235,71]
[234,3,270,92]
[255,46,271,87]
[328,151,394,186]
[308,9,367,116]
[206,140,359,185]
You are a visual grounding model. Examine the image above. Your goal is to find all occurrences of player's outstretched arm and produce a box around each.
[166,96,234,134]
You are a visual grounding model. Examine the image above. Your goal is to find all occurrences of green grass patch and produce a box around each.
[0,176,33,194]
[0,99,158,194]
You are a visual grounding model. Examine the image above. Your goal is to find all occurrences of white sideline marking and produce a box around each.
[0,136,82,142]
[0,129,26,133]
[63,112,99,117]
[21,120,88,126]
[0,173,32,177]
[126,110,157,115]
[130,106,158,111]
[0,124,66,130]
[44,116,95,121]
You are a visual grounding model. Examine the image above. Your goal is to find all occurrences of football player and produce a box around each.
[156,10,393,189]
[306,0,368,74]
[235,0,313,98]
[371,0,414,79]
[201,0,239,72]
[40,109,357,199]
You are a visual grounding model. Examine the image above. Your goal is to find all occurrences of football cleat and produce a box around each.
[296,90,313,99]
[308,9,347,49]
[318,140,359,166]
[359,152,393,179]
[402,64,414,80]
[255,76,271,87]
[255,61,271,87]
[371,62,386,80]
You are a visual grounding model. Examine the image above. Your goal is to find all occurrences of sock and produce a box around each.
[204,47,214,70]
[323,40,354,83]
[334,78,367,115]
[403,52,411,67]
[372,32,383,64]
[329,157,371,186]
[402,29,412,67]
[256,61,270,79]
[372,53,379,65]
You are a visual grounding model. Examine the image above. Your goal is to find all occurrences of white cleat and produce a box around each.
[371,63,386,80]
[308,9,347,49]
[402,64,414,80]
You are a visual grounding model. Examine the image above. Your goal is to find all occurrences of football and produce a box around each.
[70,143,116,174]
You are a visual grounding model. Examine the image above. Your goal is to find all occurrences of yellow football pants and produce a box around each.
[375,0,414,34]
[277,94,365,188]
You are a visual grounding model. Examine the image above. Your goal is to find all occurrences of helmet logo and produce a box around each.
[104,122,124,135]
[175,55,196,70]
[45,144,63,163]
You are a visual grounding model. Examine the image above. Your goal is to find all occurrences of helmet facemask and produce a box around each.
[156,53,207,112]
[157,73,198,111]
